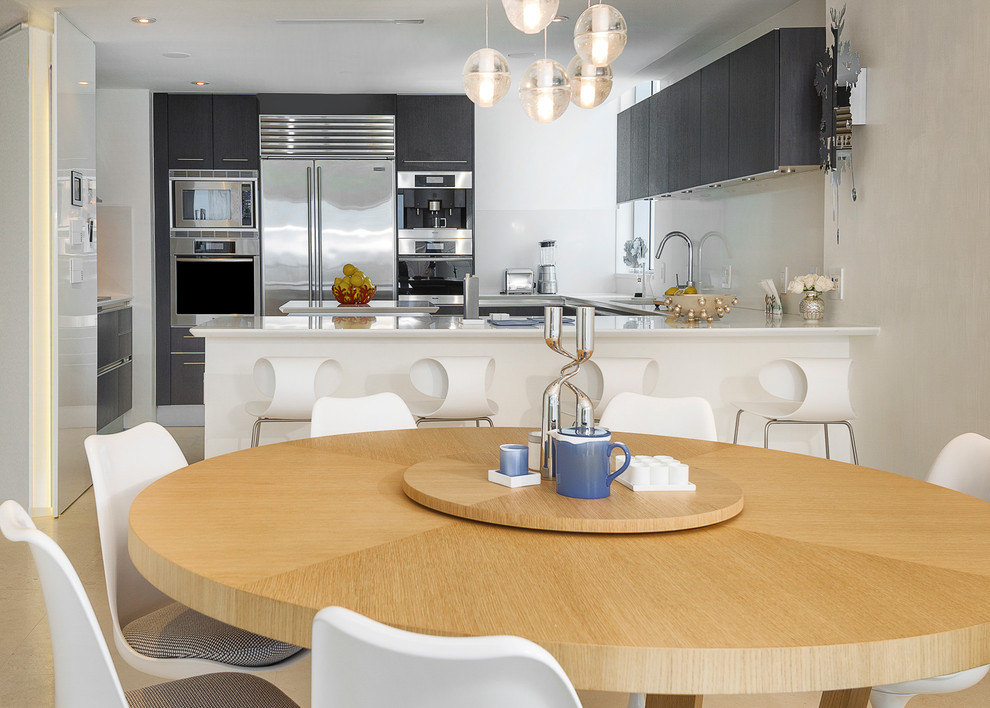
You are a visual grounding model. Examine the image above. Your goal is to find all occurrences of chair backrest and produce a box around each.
[758,358,856,422]
[311,606,582,708]
[579,357,659,416]
[926,433,990,502]
[409,356,498,418]
[599,392,718,441]
[84,423,188,630]
[0,500,128,708]
[311,393,417,437]
[253,357,343,419]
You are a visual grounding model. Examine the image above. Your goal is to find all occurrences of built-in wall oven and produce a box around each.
[170,236,261,324]
[397,229,473,305]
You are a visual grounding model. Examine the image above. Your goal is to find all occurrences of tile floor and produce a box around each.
[3,427,989,707]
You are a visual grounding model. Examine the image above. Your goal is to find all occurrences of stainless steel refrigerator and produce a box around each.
[261,158,395,315]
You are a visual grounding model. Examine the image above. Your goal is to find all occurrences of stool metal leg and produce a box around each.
[733,409,744,444]
[841,420,859,465]
[251,418,264,447]
[823,424,831,460]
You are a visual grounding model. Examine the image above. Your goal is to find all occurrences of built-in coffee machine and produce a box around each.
[396,172,474,304]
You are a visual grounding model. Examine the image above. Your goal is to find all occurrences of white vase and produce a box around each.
[799,291,825,321]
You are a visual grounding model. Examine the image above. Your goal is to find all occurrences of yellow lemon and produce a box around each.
[333,277,343,288]
[665,286,679,296]
[342,263,356,276]
[351,270,365,283]
[340,276,351,288]
[363,277,374,288]
[684,286,698,294]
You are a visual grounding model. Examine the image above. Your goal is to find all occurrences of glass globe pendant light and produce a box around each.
[501,0,559,35]
[566,55,612,108]
[463,1,511,107]
[574,1,627,67]
[519,29,570,123]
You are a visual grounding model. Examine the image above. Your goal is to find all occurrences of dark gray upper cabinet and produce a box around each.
[647,90,668,197]
[212,95,260,170]
[167,94,213,169]
[396,95,475,171]
[666,71,702,193]
[616,108,632,203]
[629,98,651,200]
[616,27,823,202]
[167,94,261,170]
[728,30,779,179]
[700,56,730,186]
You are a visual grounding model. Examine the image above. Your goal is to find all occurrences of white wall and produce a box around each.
[474,95,617,294]
[95,89,155,426]
[823,0,990,477]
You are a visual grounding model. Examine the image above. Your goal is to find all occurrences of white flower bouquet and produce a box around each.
[787,273,835,295]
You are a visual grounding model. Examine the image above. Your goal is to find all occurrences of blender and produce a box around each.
[538,240,558,294]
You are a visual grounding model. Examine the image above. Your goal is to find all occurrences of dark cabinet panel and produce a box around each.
[213,95,260,170]
[616,108,632,202]
[778,27,826,167]
[728,30,779,179]
[170,354,205,405]
[700,56,730,186]
[97,365,118,430]
[97,309,117,369]
[396,95,475,170]
[629,99,651,200]
[666,71,702,193]
[170,326,205,353]
[167,94,214,169]
[97,306,133,430]
[647,91,669,197]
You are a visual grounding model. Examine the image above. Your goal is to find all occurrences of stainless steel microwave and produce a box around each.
[171,176,257,230]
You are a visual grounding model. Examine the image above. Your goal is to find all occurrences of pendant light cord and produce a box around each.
[485,0,489,47]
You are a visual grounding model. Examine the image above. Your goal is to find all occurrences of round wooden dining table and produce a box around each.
[128,428,990,708]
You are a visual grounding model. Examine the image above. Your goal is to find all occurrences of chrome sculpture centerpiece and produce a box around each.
[540,306,596,478]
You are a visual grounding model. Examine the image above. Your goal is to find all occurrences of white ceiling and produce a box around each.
[3,0,806,96]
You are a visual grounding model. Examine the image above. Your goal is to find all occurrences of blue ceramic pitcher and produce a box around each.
[553,427,631,499]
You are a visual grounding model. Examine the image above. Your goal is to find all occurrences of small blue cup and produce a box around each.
[553,427,630,499]
[499,444,529,477]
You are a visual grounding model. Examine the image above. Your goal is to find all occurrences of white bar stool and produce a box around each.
[409,356,498,427]
[574,357,659,420]
[731,357,859,464]
[246,356,342,447]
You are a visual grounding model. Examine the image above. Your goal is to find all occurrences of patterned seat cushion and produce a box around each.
[125,672,300,708]
[122,602,302,667]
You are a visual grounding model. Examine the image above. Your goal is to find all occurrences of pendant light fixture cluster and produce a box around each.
[462,0,627,122]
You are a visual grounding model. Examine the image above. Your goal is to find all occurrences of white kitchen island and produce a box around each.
[193,307,878,459]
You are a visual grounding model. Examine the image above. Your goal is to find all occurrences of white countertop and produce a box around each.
[280,299,439,314]
[192,306,879,339]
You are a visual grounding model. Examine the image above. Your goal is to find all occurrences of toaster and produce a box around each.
[503,268,536,295]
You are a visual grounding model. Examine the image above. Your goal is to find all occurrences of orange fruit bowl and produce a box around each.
[332,283,377,305]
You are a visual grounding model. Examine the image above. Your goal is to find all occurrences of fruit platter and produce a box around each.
[332,263,377,305]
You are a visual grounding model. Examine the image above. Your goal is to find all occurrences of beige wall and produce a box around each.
[825,0,990,477]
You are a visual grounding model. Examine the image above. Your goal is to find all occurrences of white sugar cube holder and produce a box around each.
[488,469,542,488]
[615,476,696,492]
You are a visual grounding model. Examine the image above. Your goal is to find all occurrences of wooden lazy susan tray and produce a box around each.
[401,459,744,534]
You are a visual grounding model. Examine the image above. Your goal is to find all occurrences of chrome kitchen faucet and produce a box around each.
[656,231,694,289]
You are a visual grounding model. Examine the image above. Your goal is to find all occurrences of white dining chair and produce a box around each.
[84,422,306,680]
[0,500,300,708]
[573,357,659,420]
[869,432,990,707]
[731,357,858,463]
[409,356,498,426]
[599,392,718,441]
[247,356,343,446]
[310,392,417,437]
[310,606,582,708]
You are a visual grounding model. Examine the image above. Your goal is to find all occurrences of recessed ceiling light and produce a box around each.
[163,52,191,59]
[552,15,569,22]
[275,18,424,25]
[77,81,89,85]
[131,16,156,24]
[191,81,210,86]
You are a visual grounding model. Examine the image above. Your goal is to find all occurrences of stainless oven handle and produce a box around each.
[306,166,315,301]
[174,257,256,263]
[316,165,324,304]
[398,254,474,260]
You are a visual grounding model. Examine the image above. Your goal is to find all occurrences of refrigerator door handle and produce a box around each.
[306,166,316,302]
[316,165,324,304]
